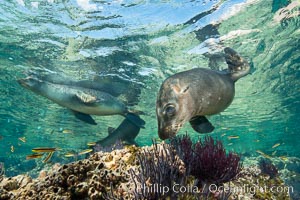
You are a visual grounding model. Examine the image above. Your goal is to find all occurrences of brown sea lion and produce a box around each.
[156,47,250,139]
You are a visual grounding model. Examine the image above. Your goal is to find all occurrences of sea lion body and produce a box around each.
[156,47,250,139]
[19,78,126,115]
[18,77,145,127]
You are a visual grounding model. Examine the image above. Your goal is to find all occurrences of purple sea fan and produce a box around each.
[170,133,193,171]
[191,136,242,185]
[0,162,4,181]
[129,141,186,200]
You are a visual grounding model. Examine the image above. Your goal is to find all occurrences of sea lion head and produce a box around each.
[17,77,42,92]
[156,78,191,140]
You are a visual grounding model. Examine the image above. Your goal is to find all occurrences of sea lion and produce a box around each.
[25,69,142,106]
[156,47,250,139]
[18,77,145,127]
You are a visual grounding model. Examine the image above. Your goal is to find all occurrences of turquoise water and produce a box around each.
[0,0,299,179]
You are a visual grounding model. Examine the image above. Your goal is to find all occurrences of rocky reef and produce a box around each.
[0,140,294,200]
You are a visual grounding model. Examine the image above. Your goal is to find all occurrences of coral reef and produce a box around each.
[0,146,141,200]
[0,142,292,200]
[259,158,278,179]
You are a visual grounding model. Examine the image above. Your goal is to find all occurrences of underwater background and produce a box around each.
[0,0,299,187]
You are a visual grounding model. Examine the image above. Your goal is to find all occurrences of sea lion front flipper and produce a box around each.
[71,110,97,125]
[189,116,214,133]
[125,113,146,128]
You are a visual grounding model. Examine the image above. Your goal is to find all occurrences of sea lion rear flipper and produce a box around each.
[107,127,116,135]
[224,47,250,82]
[71,110,97,125]
[125,113,146,128]
[189,116,214,133]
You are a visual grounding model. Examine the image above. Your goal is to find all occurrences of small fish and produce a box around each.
[153,138,163,143]
[26,153,44,160]
[228,143,233,146]
[78,149,93,155]
[256,150,272,159]
[0,135,3,140]
[253,139,260,142]
[32,147,59,153]
[272,151,277,156]
[221,127,230,130]
[221,133,226,137]
[272,143,280,148]
[18,137,26,143]
[227,135,239,140]
[43,152,54,163]
[50,129,54,134]
[11,145,14,153]
[87,142,96,146]
[65,152,76,157]
[62,129,73,134]
[279,156,288,161]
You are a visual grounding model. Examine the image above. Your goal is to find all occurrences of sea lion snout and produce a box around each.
[157,120,179,140]
[17,77,40,90]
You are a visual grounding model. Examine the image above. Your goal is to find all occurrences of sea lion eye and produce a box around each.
[164,104,176,117]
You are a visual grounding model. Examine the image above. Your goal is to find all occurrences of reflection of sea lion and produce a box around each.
[18,77,145,127]
[156,47,250,140]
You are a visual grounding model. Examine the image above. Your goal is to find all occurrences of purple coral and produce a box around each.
[191,136,242,185]
[0,162,4,181]
[170,133,193,165]
[171,135,242,186]
[129,141,185,199]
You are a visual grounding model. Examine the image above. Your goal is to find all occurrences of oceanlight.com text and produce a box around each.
[139,183,293,196]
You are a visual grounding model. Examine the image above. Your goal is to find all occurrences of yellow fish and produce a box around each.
[279,156,288,161]
[78,149,93,155]
[62,129,73,134]
[32,147,59,153]
[43,152,54,163]
[272,143,280,149]
[256,150,272,159]
[65,152,76,157]
[11,145,14,153]
[227,135,239,140]
[87,142,96,146]
[18,137,26,143]
[26,153,44,160]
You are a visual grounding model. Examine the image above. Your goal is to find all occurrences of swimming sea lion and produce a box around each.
[25,69,142,106]
[18,77,145,127]
[156,47,250,139]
